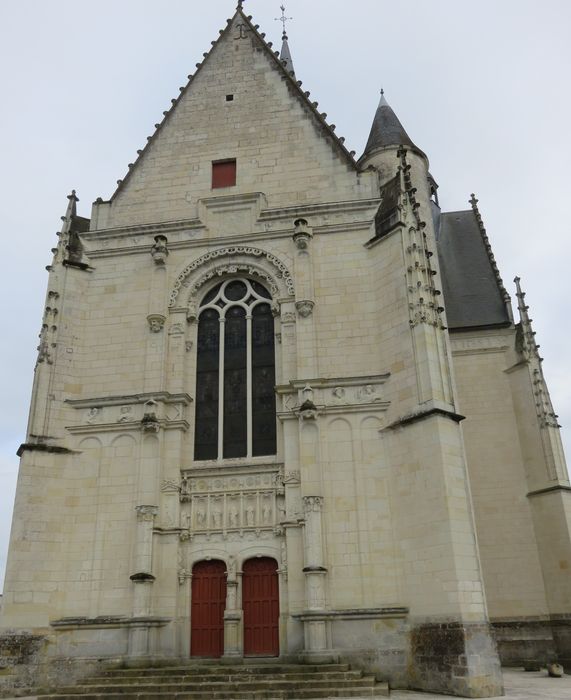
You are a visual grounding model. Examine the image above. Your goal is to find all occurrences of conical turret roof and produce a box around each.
[362,92,417,156]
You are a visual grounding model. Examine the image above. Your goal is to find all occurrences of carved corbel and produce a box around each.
[295,300,315,318]
[298,384,319,420]
[293,218,313,251]
[147,313,165,333]
[141,399,160,432]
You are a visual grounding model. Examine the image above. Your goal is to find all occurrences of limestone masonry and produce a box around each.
[1,4,570,698]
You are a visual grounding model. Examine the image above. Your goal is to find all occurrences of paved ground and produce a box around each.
[9,668,571,699]
[392,669,570,699]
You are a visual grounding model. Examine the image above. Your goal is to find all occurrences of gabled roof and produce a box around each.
[105,7,356,203]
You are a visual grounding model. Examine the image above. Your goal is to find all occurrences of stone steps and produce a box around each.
[33,662,390,698]
[92,672,367,683]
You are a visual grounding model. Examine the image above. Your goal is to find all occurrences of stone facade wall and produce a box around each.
[2,8,569,698]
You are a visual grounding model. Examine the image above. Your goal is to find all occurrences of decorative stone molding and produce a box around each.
[281,312,296,324]
[141,399,160,432]
[151,235,169,265]
[169,246,294,308]
[147,313,165,333]
[276,374,390,418]
[295,300,314,318]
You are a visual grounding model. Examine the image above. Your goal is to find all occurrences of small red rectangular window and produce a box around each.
[212,159,236,188]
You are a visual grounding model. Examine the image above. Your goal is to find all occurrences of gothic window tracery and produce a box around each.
[194,279,276,460]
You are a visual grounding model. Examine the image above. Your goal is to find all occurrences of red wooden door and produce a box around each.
[243,557,279,656]
[191,560,226,657]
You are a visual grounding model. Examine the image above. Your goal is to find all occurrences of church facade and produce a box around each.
[1,5,570,697]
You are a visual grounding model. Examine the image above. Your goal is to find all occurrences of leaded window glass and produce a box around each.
[194,279,277,460]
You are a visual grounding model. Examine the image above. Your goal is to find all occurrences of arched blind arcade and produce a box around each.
[194,279,277,460]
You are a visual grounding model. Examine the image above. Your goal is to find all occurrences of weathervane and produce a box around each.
[275,4,292,37]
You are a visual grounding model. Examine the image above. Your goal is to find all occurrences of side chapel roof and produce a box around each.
[436,200,512,330]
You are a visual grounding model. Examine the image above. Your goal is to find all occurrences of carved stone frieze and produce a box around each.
[66,392,192,435]
[276,375,390,417]
[179,466,285,540]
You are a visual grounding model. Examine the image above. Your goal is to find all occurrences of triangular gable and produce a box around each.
[106,8,357,209]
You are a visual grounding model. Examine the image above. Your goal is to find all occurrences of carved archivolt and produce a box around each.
[169,246,295,308]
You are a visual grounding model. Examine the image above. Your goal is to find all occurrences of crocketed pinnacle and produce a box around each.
[362,91,417,156]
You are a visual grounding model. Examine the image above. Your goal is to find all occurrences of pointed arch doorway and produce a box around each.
[242,557,279,656]
[190,560,226,657]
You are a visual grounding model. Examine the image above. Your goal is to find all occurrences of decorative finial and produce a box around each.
[275,4,292,37]
[237,0,244,9]
[381,88,384,96]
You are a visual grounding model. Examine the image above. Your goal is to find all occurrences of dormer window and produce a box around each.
[212,159,237,189]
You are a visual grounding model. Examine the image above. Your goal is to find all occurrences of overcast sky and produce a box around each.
[0,0,570,589]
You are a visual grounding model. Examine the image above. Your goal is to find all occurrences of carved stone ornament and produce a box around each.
[168,322,184,336]
[281,312,296,325]
[169,246,294,307]
[295,300,315,318]
[303,496,323,513]
[293,218,313,250]
[186,303,198,324]
[135,505,158,521]
[147,314,166,333]
[293,232,313,251]
[151,235,169,265]
[141,399,160,432]
[85,407,100,424]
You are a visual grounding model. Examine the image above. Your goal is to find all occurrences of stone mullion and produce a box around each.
[217,318,226,460]
[246,313,253,457]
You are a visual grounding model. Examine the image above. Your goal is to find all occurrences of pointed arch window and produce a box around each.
[194,279,277,461]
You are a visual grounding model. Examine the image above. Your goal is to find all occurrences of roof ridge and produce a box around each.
[103,7,356,204]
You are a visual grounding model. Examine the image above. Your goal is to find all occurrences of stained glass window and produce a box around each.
[194,279,277,460]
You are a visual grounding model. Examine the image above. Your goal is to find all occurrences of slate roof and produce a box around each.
[361,94,418,158]
[437,209,512,329]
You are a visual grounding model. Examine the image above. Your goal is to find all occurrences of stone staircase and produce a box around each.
[33,663,389,699]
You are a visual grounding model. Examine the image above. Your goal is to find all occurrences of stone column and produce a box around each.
[129,505,158,657]
[223,556,242,657]
[302,496,330,660]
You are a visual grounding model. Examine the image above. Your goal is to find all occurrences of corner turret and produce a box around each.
[358,91,427,184]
